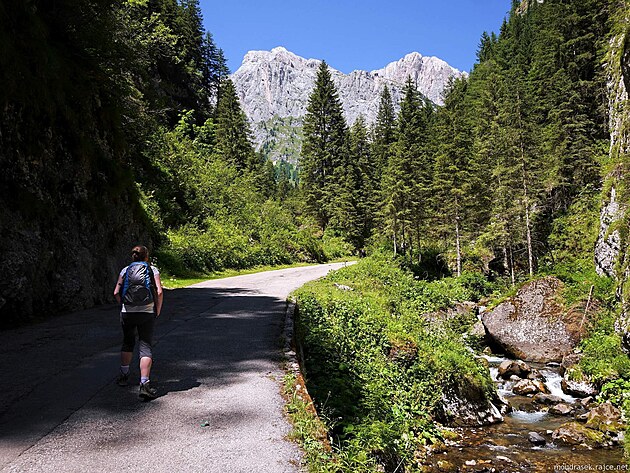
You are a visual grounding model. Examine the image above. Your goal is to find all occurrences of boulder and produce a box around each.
[468,319,487,339]
[481,277,584,362]
[532,393,564,405]
[528,431,546,446]
[561,373,598,398]
[552,422,605,447]
[585,402,625,433]
[527,369,545,380]
[498,360,531,379]
[513,379,548,396]
[436,382,503,427]
[549,403,574,416]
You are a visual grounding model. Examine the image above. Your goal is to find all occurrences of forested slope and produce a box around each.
[0,0,327,327]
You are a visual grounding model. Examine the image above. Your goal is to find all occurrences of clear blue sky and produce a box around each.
[199,1,511,74]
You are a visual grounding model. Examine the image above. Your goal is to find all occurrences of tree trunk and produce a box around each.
[455,216,462,277]
[516,89,534,277]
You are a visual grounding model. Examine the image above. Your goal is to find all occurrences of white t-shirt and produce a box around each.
[119,264,160,313]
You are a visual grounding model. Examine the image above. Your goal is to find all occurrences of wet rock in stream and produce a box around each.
[497,360,531,379]
[512,379,548,396]
[561,375,598,398]
[584,402,624,433]
[552,421,606,446]
[549,403,574,416]
[532,393,564,405]
[527,431,546,446]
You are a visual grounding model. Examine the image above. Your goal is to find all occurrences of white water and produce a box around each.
[540,369,577,403]
[482,355,509,364]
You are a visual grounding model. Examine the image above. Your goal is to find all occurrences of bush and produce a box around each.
[293,256,495,470]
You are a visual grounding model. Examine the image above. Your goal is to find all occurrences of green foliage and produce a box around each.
[599,378,630,411]
[293,256,495,470]
[580,311,630,384]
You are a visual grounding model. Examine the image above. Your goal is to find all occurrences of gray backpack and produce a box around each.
[121,262,156,306]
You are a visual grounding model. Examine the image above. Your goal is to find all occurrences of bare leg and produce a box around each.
[140,356,152,378]
[121,351,133,366]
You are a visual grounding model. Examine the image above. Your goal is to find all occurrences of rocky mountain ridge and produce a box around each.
[231,47,466,158]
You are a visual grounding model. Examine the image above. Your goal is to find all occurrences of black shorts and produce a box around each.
[120,312,155,359]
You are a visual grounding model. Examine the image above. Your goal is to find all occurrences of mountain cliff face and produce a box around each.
[595,6,630,346]
[232,47,465,160]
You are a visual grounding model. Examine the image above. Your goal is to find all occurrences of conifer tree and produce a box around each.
[300,61,349,230]
[381,78,433,260]
[371,85,397,182]
[215,78,256,171]
[432,77,474,276]
[350,115,376,244]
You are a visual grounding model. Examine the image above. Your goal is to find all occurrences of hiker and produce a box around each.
[113,245,163,400]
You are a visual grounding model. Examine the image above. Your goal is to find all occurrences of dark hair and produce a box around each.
[131,245,149,262]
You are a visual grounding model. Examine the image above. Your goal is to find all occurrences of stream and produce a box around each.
[426,355,625,472]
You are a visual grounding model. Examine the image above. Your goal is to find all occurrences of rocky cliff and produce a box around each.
[0,3,150,328]
[595,5,630,345]
[231,47,465,160]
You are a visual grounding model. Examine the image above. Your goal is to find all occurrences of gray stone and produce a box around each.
[528,432,546,446]
[498,359,531,379]
[481,277,583,362]
[549,403,574,416]
[532,393,564,405]
[561,374,598,398]
[437,383,503,427]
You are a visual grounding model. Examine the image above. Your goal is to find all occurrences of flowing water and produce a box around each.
[426,356,625,472]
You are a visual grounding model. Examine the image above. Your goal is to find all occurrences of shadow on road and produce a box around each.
[0,285,290,464]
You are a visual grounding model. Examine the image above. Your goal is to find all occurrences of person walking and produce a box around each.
[113,245,163,400]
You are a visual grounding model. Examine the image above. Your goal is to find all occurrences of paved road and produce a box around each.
[0,263,351,473]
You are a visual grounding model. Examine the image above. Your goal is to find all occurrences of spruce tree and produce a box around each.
[350,115,376,244]
[215,78,256,171]
[300,61,348,230]
[371,85,397,182]
[381,77,433,260]
[432,77,474,276]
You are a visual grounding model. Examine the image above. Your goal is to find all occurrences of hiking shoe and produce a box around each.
[116,372,129,387]
[139,381,157,400]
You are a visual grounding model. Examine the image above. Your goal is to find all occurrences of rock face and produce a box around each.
[481,277,583,362]
[595,186,623,277]
[231,47,465,159]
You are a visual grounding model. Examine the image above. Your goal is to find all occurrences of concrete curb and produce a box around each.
[283,298,300,374]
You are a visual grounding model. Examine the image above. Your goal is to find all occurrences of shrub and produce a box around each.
[293,256,495,470]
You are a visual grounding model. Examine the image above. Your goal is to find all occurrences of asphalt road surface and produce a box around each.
[0,263,351,473]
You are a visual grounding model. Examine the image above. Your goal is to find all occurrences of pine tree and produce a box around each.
[215,78,256,171]
[381,77,433,260]
[371,85,397,182]
[432,77,474,276]
[300,61,348,230]
[350,115,376,244]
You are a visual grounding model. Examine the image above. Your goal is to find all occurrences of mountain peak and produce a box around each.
[232,48,465,156]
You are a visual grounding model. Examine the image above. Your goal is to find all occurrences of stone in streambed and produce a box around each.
[481,277,583,362]
[532,393,564,405]
[549,403,574,416]
[513,379,548,396]
[561,373,598,398]
[528,431,546,446]
[552,422,605,447]
[498,359,531,379]
[585,402,625,433]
